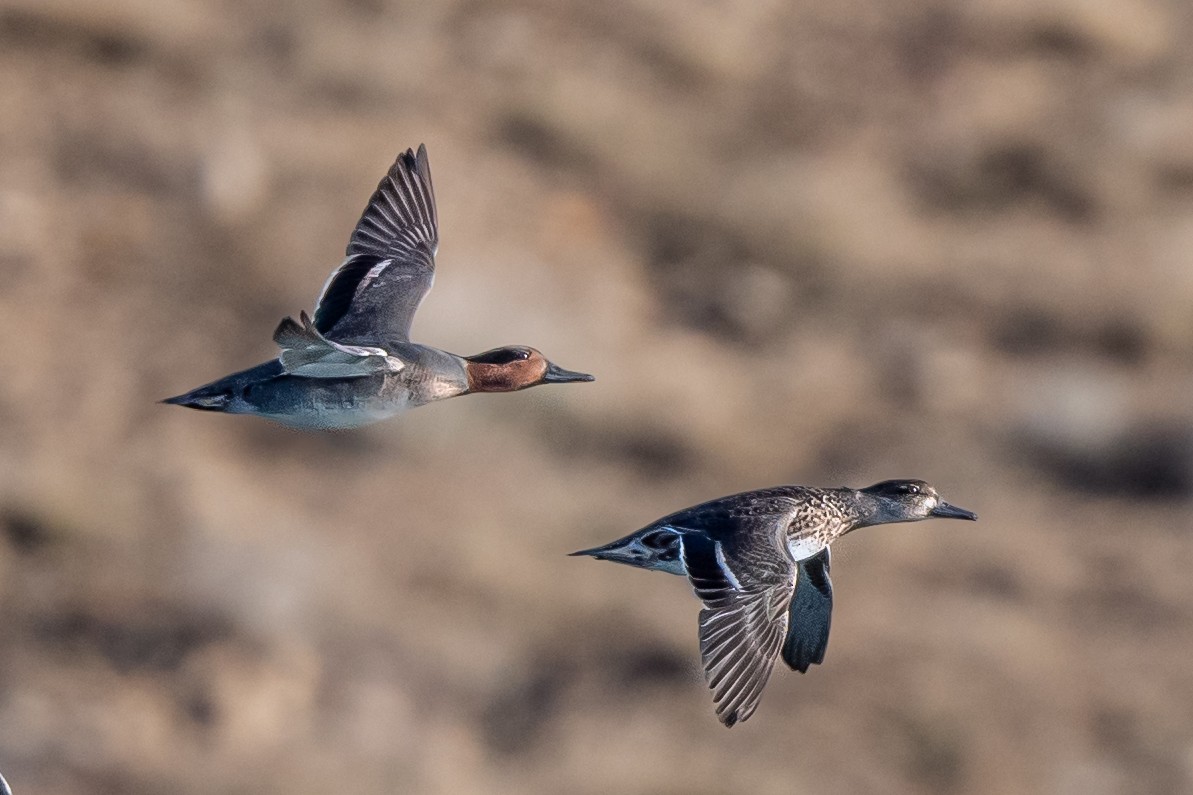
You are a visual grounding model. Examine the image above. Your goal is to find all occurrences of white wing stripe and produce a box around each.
[274,311,405,378]
[360,259,390,289]
[715,542,744,591]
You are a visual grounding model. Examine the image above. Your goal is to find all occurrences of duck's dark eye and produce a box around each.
[641,531,677,551]
[899,484,921,495]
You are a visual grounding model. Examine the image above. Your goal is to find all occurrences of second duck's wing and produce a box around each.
[781,547,833,672]
[681,524,796,728]
[313,145,438,344]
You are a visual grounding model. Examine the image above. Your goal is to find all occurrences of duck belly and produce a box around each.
[233,374,413,430]
[787,535,827,562]
[257,400,409,430]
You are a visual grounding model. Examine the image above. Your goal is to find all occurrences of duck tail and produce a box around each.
[160,383,233,412]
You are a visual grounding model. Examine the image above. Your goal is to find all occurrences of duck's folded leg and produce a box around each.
[273,311,405,378]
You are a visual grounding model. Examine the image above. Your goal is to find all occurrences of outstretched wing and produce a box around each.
[682,526,796,728]
[274,311,405,378]
[781,547,833,672]
[314,145,438,344]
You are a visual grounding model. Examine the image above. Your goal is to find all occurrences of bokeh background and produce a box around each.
[2,0,1193,793]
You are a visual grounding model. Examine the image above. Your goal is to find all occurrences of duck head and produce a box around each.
[464,346,594,392]
[856,479,977,527]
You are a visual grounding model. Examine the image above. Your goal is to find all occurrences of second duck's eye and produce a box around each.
[900,484,921,495]
[641,531,677,551]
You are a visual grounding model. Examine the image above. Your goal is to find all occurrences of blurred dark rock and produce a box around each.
[1071,577,1185,629]
[917,560,1024,602]
[481,655,574,755]
[34,606,233,674]
[602,643,688,690]
[0,8,150,67]
[910,141,1095,222]
[1,508,53,555]
[53,131,190,197]
[967,563,1023,601]
[1090,704,1190,794]
[876,710,967,793]
[1021,422,1193,500]
[1029,23,1095,60]
[641,212,819,346]
[994,309,1148,365]
[495,112,598,174]
[898,8,963,84]
[544,417,696,481]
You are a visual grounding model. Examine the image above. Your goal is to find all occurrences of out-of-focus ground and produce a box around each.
[1,0,1192,792]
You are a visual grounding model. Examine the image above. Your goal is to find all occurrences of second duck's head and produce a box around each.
[856,479,977,527]
[465,346,594,393]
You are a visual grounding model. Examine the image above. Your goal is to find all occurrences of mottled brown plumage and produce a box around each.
[573,480,978,726]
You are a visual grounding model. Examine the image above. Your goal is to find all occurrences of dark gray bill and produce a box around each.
[569,537,624,559]
[930,502,977,521]
[543,362,595,383]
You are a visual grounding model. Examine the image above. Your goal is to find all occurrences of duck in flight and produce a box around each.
[572,479,977,727]
[163,145,593,429]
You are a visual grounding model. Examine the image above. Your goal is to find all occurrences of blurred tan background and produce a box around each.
[2,0,1193,793]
